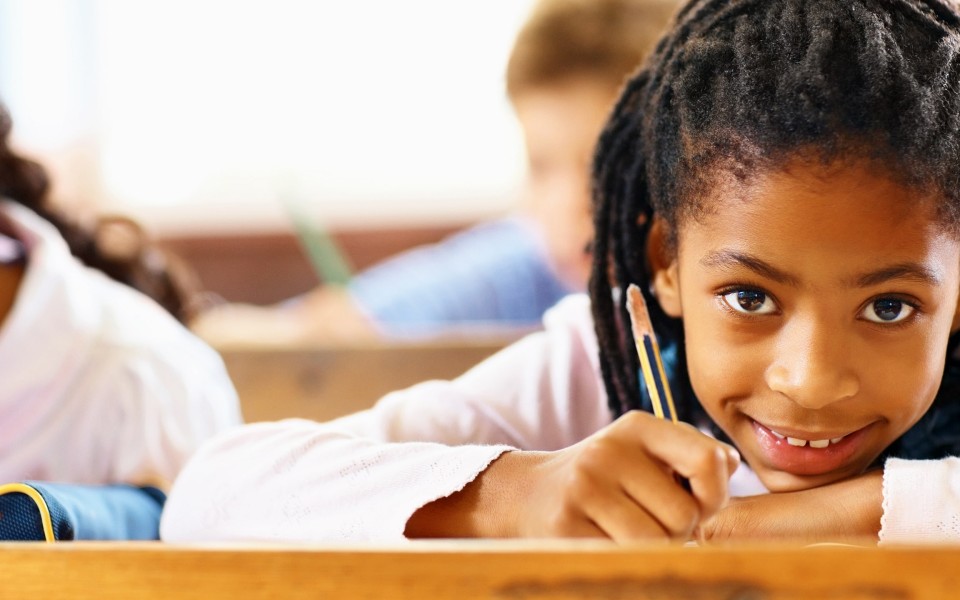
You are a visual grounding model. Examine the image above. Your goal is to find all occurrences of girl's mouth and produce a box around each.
[750,420,872,476]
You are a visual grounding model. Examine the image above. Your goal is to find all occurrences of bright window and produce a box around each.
[0,0,533,233]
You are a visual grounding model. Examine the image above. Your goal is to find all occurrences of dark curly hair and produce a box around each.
[589,0,960,457]
[0,104,198,323]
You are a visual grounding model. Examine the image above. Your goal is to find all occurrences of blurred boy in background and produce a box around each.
[192,0,679,344]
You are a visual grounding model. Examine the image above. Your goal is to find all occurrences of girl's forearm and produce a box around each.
[698,469,883,544]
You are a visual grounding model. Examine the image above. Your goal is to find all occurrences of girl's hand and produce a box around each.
[695,469,883,545]
[406,410,740,541]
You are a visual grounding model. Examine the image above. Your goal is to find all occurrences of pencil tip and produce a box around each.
[625,284,642,314]
[624,283,653,338]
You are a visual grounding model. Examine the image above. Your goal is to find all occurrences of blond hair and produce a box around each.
[506,0,680,100]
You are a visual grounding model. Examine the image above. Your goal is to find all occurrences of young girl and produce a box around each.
[0,104,242,487]
[161,0,960,544]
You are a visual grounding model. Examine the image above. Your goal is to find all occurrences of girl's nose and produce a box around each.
[764,318,859,409]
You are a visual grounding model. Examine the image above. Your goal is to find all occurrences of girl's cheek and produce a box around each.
[686,339,759,407]
[863,328,946,421]
[888,356,943,427]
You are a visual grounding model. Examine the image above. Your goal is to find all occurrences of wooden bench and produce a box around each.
[219,337,515,423]
[3,540,958,598]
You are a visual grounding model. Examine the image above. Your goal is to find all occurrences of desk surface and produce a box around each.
[221,338,512,423]
[4,540,960,599]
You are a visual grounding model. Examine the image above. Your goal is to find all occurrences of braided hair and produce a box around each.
[0,104,198,323]
[589,0,960,452]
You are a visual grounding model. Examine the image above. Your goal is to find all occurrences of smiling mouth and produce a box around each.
[750,420,873,477]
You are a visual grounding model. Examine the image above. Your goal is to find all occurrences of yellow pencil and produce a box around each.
[625,283,678,423]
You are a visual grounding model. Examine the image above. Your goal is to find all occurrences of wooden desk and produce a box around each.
[220,339,512,423]
[3,541,959,599]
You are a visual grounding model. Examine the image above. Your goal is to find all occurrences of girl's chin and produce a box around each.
[751,465,862,493]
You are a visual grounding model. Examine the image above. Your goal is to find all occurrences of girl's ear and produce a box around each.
[647,217,682,318]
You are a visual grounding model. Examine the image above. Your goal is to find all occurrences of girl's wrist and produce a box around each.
[405,450,531,539]
[842,469,884,540]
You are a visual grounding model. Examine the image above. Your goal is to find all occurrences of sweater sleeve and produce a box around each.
[160,419,513,542]
[161,295,610,542]
[879,457,960,544]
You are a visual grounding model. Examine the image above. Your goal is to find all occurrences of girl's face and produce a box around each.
[653,158,960,492]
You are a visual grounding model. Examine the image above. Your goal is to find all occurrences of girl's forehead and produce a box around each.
[675,159,954,256]
[685,158,941,222]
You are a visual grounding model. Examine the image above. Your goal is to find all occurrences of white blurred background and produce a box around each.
[0,0,536,234]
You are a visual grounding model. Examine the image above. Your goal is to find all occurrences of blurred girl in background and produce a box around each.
[0,103,241,487]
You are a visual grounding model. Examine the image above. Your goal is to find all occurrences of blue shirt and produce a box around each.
[348,218,575,337]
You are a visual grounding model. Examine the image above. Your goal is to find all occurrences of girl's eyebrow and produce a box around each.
[847,264,941,288]
[699,251,800,286]
[700,251,941,288]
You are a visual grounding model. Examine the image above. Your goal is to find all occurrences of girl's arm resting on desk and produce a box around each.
[164,295,612,542]
[695,470,883,545]
[160,418,515,543]
[696,456,960,544]
[406,411,740,542]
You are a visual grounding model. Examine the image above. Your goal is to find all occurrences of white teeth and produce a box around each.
[768,426,847,448]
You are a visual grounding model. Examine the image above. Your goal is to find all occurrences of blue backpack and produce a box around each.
[0,482,165,541]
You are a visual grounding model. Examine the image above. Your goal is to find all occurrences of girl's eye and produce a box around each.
[861,298,915,324]
[721,289,777,314]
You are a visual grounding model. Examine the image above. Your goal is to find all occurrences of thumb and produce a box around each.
[693,446,740,544]
[721,443,741,476]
